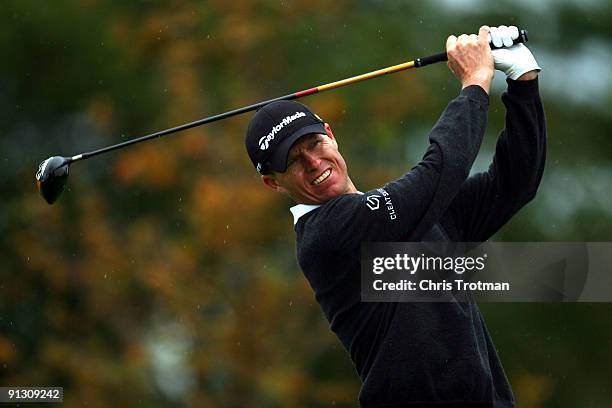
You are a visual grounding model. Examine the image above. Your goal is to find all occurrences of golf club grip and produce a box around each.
[415,29,528,68]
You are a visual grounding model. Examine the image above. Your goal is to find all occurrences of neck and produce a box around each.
[345,178,358,194]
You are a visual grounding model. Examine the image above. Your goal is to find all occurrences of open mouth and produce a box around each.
[312,168,332,185]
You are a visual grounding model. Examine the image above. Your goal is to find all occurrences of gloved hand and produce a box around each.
[489,25,541,80]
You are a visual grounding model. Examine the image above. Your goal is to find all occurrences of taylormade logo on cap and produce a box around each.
[258,111,306,150]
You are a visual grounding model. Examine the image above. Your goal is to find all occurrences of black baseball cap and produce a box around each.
[245,100,326,174]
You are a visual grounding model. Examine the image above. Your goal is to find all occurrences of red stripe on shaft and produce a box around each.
[294,87,319,97]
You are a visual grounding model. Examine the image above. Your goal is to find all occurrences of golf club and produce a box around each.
[36,28,528,204]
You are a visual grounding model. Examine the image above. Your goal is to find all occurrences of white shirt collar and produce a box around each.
[289,192,363,225]
[290,204,321,225]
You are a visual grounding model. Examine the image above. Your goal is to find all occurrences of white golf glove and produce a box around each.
[489,25,541,80]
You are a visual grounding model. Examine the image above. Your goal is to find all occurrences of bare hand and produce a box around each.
[446,26,495,94]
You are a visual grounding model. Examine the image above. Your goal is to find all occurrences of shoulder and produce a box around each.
[297,193,364,232]
[295,194,365,267]
[295,193,366,246]
[296,190,387,249]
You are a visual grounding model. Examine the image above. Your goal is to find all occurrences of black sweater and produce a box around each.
[293,79,546,407]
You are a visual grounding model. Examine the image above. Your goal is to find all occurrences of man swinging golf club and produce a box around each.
[246,25,544,407]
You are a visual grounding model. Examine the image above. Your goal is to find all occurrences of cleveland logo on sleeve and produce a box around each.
[366,189,396,220]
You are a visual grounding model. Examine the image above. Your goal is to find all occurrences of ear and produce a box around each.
[324,123,338,148]
[324,123,335,139]
[262,174,288,194]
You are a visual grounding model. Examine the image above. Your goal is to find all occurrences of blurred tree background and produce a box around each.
[1,0,611,407]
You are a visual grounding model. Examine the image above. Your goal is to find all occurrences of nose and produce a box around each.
[302,151,321,172]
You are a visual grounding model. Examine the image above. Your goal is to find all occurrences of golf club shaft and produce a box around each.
[71,29,528,163]
[70,61,417,163]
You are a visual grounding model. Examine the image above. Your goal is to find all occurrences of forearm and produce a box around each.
[442,77,546,241]
[497,77,546,201]
[428,85,489,172]
[324,85,491,244]
[393,85,489,241]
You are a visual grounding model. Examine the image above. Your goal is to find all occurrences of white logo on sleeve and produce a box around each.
[366,189,397,220]
[366,195,380,210]
[258,111,307,150]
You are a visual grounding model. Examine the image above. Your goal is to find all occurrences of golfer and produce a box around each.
[245,25,545,407]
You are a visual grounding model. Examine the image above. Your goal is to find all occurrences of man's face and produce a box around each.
[263,124,355,204]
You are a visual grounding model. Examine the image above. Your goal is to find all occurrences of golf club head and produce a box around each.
[36,156,71,204]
